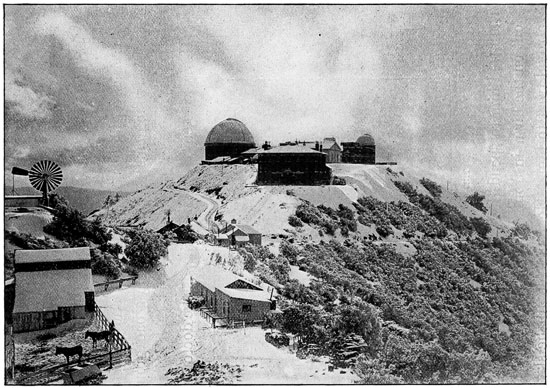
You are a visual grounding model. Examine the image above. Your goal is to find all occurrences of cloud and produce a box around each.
[173,6,383,144]
[34,12,184,162]
[5,70,56,119]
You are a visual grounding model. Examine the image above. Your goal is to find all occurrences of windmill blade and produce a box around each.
[28,160,63,193]
[11,167,29,176]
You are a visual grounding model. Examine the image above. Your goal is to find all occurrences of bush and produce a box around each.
[280,240,300,263]
[470,217,491,238]
[466,192,488,213]
[288,215,303,227]
[295,203,323,225]
[244,253,257,272]
[124,229,168,270]
[332,176,346,185]
[188,296,205,309]
[91,249,121,280]
[376,224,393,238]
[420,178,443,197]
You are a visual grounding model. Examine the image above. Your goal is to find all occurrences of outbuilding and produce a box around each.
[226,224,262,247]
[12,247,95,333]
[190,266,276,326]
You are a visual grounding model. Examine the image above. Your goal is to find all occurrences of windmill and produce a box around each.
[11,160,63,207]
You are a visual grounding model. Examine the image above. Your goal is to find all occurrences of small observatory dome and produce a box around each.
[205,118,255,145]
[356,134,375,146]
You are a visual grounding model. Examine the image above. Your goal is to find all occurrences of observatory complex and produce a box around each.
[201,118,385,185]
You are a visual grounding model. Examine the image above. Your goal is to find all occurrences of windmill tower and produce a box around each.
[11,160,63,207]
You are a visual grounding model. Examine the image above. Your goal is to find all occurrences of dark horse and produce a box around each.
[55,345,83,365]
[85,330,111,348]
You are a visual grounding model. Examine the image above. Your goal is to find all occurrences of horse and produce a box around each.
[55,345,83,365]
[85,330,111,348]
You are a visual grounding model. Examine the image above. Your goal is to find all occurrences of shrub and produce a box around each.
[394,181,417,197]
[466,192,488,213]
[332,176,347,185]
[420,178,443,197]
[376,224,393,238]
[280,240,300,263]
[470,217,492,239]
[295,203,323,225]
[91,249,121,280]
[288,215,303,227]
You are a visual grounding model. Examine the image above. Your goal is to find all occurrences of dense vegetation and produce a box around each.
[260,193,544,383]
[393,181,474,235]
[123,228,169,269]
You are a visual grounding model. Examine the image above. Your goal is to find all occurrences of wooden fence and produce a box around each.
[94,276,138,292]
[5,326,15,383]
[15,305,131,385]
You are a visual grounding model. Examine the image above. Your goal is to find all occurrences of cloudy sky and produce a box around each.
[4,5,545,217]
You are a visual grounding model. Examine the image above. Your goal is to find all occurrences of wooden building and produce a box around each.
[322,137,342,163]
[12,247,95,333]
[257,145,332,185]
[190,266,275,324]
[341,134,376,164]
[204,118,256,161]
[225,222,262,246]
[4,195,43,208]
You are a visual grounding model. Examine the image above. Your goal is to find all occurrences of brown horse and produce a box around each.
[85,330,111,348]
[55,345,83,365]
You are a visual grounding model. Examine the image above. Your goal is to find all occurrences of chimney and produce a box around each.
[231,219,237,225]
[315,141,320,151]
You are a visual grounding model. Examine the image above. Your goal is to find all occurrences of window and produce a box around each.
[242,305,252,313]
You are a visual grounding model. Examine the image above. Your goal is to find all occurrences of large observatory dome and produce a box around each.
[205,118,255,145]
[203,118,256,161]
[356,134,375,146]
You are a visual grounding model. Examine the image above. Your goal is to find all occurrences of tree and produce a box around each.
[124,228,168,269]
[466,192,488,213]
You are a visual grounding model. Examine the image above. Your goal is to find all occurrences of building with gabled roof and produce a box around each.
[190,266,275,325]
[321,137,342,163]
[223,221,262,246]
[12,247,95,332]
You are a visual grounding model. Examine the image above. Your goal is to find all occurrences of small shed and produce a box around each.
[12,247,95,333]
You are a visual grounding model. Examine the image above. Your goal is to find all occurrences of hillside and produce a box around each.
[93,164,514,240]
[88,162,544,383]
[6,186,129,216]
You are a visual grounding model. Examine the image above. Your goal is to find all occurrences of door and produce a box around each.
[85,292,95,312]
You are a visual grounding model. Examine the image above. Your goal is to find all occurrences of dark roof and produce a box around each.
[205,118,256,145]
[258,145,324,154]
